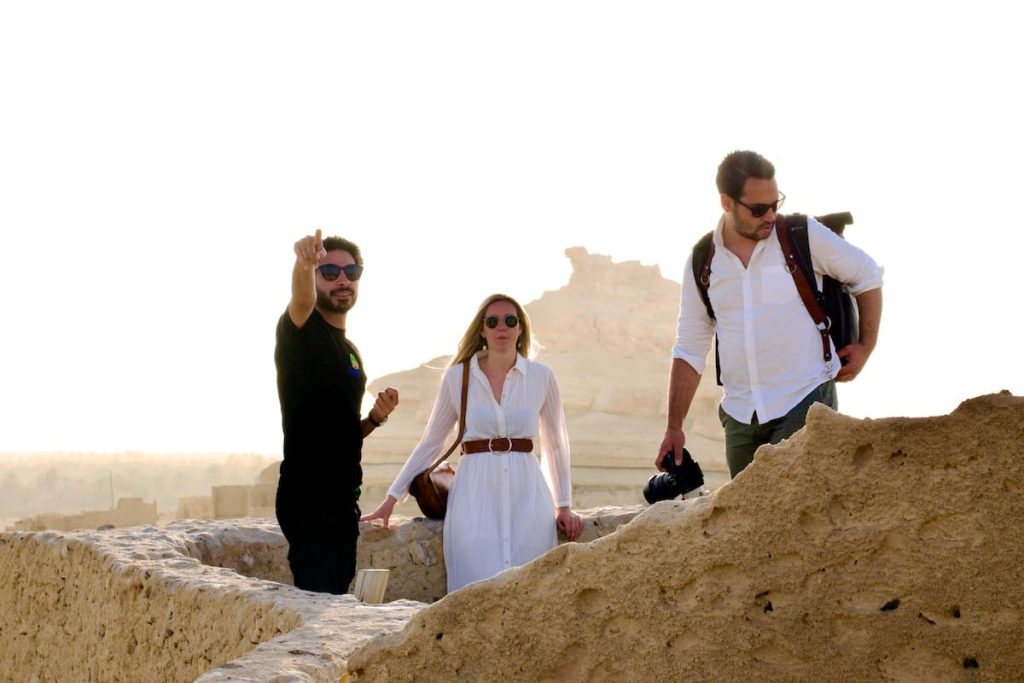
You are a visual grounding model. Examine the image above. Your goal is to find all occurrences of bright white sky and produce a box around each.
[2,2,1021,454]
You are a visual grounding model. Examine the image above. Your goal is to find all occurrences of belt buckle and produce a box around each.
[488,437,512,453]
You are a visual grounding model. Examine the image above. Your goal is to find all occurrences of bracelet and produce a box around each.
[367,412,387,428]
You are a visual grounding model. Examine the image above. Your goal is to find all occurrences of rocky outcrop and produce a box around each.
[519,249,723,460]
[346,393,1024,682]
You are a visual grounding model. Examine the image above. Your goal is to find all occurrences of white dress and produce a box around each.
[387,353,573,592]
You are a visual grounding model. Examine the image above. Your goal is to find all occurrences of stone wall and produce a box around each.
[0,508,640,681]
[1,524,304,682]
[357,505,643,603]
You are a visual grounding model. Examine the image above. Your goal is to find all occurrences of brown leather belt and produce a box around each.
[461,438,534,454]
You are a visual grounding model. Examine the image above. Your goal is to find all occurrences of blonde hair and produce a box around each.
[451,293,532,366]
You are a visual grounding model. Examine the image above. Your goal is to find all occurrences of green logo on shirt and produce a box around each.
[349,352,360,370]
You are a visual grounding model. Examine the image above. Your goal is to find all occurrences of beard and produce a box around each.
[732,210,774,241]
[317,286,357,314]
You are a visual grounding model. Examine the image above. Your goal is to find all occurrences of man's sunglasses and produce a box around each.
[317,263,364,281]
[735,192,786,218]
[484,314,519,329]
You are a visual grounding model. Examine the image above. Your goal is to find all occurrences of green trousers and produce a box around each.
[719,380,838,478]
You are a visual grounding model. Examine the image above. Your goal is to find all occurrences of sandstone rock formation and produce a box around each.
[346,393,1024,682]
[365,247,726,469]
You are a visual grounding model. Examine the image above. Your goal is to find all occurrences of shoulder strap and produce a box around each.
[775,215,833,363]
[784,213,817,293]
[690,231,723,384]
[425,359,470,473]
[691,231,716,320]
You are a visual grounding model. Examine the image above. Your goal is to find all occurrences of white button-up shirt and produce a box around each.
[673,216,884,424]
[388,353,572,508]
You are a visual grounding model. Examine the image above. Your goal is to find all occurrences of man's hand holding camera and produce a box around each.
[657,427,687,471]
[644,448,705,504]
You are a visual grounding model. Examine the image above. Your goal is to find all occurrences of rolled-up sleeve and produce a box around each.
[671,252,716,373]
[808,218,884,295]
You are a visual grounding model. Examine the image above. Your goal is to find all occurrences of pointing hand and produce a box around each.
[294,228,327,269]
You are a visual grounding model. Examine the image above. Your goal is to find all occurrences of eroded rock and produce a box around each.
[346,393,1024,682]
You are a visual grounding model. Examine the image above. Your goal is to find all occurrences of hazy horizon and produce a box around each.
[3,2,1022,454]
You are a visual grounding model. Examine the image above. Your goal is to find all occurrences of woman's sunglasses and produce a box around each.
[317,263,364,281]
[483,314,519,329]
[735,192,786,218]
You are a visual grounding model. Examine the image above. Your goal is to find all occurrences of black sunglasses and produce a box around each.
[484,314,519,329]
[735,192,786,218]
[317,263,364,281]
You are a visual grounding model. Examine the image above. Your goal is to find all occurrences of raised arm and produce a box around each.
[288,229,325,328]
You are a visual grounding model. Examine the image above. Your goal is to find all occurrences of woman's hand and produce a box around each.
[556,507,583,542]
[360,496,398,528]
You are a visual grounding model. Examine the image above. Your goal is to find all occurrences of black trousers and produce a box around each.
[276,486,360,595]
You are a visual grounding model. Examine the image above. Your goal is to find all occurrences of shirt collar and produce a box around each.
[512,353,528,375]
[471,351,528,375]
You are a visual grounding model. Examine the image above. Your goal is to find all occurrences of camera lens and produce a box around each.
[643,471,682,504]
[643,449,705,504]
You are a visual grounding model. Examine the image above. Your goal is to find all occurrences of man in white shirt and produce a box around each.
[658,150,884,478]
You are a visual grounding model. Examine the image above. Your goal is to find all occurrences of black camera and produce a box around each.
[643,448,705,504]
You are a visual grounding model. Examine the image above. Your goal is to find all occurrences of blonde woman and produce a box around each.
[362,293,582,592]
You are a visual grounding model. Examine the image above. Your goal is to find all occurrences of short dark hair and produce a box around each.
[322,236,363,265]
[716,150,775,200]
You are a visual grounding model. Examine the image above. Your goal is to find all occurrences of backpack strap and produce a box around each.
[782,214,820,305]
[690,231,723,385]
[775,214,833,364]
[691,231,716,320]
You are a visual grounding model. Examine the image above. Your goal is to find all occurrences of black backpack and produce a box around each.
[691,213,859,385]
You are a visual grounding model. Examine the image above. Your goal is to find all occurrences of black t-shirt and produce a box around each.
[275,308,366,498]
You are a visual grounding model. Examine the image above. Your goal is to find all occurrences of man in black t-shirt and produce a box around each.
[275,230,399,594]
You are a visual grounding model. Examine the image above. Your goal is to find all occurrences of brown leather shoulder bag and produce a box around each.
[408,359,469,520]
